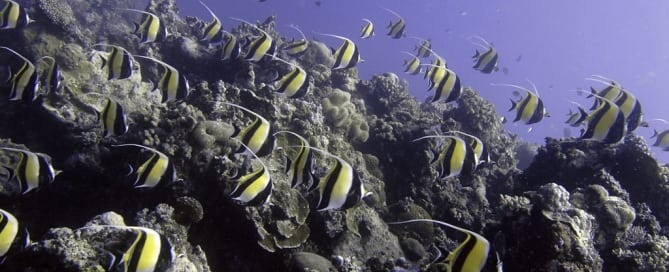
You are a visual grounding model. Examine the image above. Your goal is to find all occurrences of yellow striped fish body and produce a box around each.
[651,129,669,151]
[281,39,308,56]
[424,57,447,90]
[415,39,431,58]
[244,33,276,62]
[470,36,499,74]
[360,18,374,39]
[274,131,315,189]
[588,78,644,131]
[116,226,173,272]
[449,131,489,169]
[231,18,276,62]
[228,161,272,206]
[125,9,166,44]
[581,98,626,144]
[472,47,498,74]
[430,67,462,103]
[271,57,310,98]
[1,147,59,194]
[509,90,546,125]
[588,81,623,110]
[0,0,32,30]
[565,106,588,127]
[390,219,491,272]
[613,89,643,131]
[38,56,62,94]
[8,60,38,101]
[384,8,405,39]
[319,33,361,70]
[434,136,475,179]
[226,102,275,157]
[0,208,28,263]
[1,47,38,101]
[219,32,240,61]
[281,24,309,56]
[135,55,189,103]
[98,45,134,80]
[98,98,128,138]
[313,148,369,211]
[401,51,421,75]
[114,144,175,189]
[199,1,223,44]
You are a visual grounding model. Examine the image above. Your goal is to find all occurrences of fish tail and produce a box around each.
[508,99,517,112]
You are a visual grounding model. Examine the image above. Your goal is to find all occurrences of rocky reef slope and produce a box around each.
[0,0,667,271]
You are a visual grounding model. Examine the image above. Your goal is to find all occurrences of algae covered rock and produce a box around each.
[4,207,210,271]
[289,252,337,272]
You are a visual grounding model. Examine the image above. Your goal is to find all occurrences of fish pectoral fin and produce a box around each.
[100,55,107,69]
[284,157,292,174]
[124,164,134,177]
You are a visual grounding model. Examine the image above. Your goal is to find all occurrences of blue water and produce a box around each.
[175,0,669,163]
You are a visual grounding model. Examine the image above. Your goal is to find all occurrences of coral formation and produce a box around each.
[0,0,668,271]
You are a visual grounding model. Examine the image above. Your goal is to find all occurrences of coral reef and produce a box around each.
[0,0,668,271]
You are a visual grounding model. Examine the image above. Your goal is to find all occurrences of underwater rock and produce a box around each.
[330,206,404,267]
[398,237,428,262]
[289,252,337,272]
[190,120,235,149]
[500,183,603,271]
[4,207,209,271]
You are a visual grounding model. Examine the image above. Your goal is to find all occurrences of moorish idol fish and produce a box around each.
[447,131,490,169]
[0,46,39,101]
[0,208,30,264]
[317,32,362,70]
[0,0,33,30]
[120,9,167,44]
[230,17,276,62]
[409,36,431,58]
[92,226,174,272]
[359,18,374,39]
[651,129,669,151]
[388,219,490,272]
[269,55,310,98]
[37,56,62,94]
[280,24,309,56]
[493,82,549,125]
[93,44,134,80]
[587,75,645,131]
[469,36,499,74]
[580,94,626,144]
[228,142,273,206]
[412,135,475,180]
[307,146,371,211]
[97,97,128,138]
[273,131,315,189]
[565,100,588,127]
[383,8,406,39]
[422,64,462,104]
[224,102,275,157]
[199,1,224,44]
[416,46,447,90]
[650,119,669,151]
[0,147,60,194]
[134,55,189,103]
[113,144,175,189]
[585,75,623,110]
[218,31,240,61]
[400,51,421,75]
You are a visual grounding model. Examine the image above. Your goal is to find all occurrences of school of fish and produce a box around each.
[0,0,663,271]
